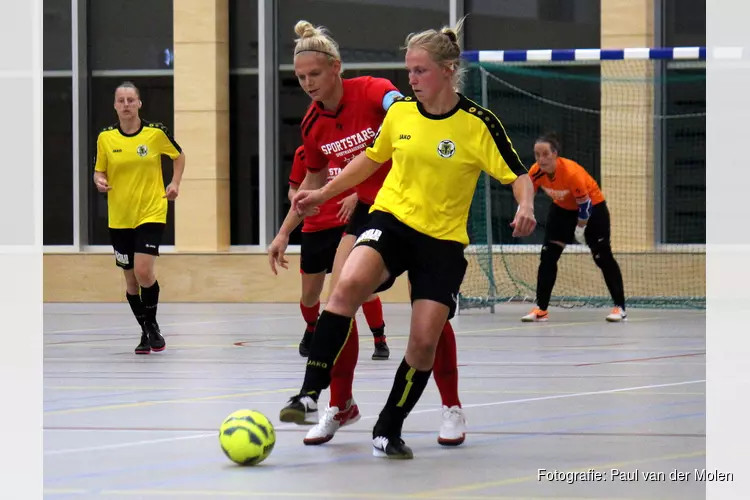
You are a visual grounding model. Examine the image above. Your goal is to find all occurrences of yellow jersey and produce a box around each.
[365,94,527,245]
[94,120,182,229]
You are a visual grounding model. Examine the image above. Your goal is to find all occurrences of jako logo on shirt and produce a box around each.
[355,228,383,245]
[320,128,376,157]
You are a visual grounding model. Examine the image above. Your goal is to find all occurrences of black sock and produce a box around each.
[126,292,146,327]
[371,325,385,339]
[301,310,355,399]
[536,244,563,310]
[373,358,432,440]
[140,281,160,324]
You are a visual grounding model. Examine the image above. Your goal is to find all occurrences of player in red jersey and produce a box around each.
[268,20,467,447]
[287,145,359,357]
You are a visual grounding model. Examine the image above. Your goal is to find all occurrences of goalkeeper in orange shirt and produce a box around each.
[522,132,626,323]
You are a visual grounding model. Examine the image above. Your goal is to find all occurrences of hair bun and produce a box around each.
[294,20,318,38]
[441,28,458,43]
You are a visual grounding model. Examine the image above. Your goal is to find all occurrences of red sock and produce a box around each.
[433,320,461,408]
[362,297,385,338]
[300,301,320,332]
[329,318,359,408]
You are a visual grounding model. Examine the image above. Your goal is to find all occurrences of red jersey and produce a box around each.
[301,76,398,205]
[289,145,352,233]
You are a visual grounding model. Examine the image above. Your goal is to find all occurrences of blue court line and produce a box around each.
[44,396,703,494]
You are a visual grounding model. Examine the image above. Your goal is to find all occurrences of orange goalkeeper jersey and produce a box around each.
[529,157,604,211]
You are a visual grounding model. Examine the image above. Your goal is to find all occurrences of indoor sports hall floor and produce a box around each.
[44,302,706,500]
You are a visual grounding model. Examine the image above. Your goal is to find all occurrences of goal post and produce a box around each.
[457,47,708,312]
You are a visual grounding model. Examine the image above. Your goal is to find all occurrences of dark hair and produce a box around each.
[536,132,561,154]
[116,80,140,98]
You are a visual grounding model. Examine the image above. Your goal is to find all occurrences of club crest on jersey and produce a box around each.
[437,139,456,158]
[136,145,149,157]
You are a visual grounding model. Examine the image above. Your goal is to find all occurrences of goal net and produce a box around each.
[457,47,706,312]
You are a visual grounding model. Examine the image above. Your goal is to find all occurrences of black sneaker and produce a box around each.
[298,331,312,357]
[372,336,390,360]
[144,321,165,352]
[279,393,319,425]
[372,436,413,459]
[135,332,151,355]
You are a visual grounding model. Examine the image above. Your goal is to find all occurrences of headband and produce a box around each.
[294,49,337,58]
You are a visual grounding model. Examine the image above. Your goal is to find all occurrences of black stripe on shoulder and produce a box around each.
[460,97,527,177]
[302,108,320,139]
[300,104,318,132]
[147,121,182,153]
[99,123,118,135]
[531,167,545,182]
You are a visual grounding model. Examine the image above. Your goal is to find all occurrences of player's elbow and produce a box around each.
[288,188,297,202]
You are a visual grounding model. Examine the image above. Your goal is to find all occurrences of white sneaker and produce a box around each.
[438,405,467,446]
[606,306,627,322]
[303,399,361,445]
[521,307,549,322]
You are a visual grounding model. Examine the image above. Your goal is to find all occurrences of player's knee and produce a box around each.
[406,333,438,370]
[327,275,371,316]
[540,242,564,267]
[134,262,155,287]
[590,243,614,267]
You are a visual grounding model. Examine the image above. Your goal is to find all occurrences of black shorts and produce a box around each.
[353,210,468,320]
[109,222,165,270]
[300,225,345,275]
[344,201,372,238]
[544,201,611,248]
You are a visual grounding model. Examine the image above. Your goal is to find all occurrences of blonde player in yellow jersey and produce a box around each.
[93,81,186,355]
[282,18,536,459]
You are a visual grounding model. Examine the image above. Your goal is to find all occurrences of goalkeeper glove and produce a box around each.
[574,225,586,245]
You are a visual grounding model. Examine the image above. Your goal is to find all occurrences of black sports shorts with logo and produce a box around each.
[353,210,467,320]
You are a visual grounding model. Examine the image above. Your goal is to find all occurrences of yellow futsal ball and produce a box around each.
[219,409,276,466]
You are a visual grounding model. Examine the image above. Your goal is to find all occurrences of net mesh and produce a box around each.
[459,59,706,312]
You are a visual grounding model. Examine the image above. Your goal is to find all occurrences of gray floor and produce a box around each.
[44,302,706,499]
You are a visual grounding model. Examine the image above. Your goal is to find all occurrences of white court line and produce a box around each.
[43,432,217,456]
[44,379,704,456]
[458,379,705,411]
[45,315,299,335]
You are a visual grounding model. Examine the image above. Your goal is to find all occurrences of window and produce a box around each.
[43,0,72,71]
[43,0,73,245]
[88,0,174,71]
[277,0,449,64]
[87,77,176,245]
[229,75,260,245]
[664,0,706,47]
[661,0,706,244]
[228,0,260,245]
[464,0,600,51]
[662,69,705,244]
[43,78,74,245]
[229,0,259,69]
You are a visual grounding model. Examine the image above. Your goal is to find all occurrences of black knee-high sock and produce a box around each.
[126,292,146,327]
[593,249,626,308]
[301,310,355,400]
[140,281,160,323]
[373,358,432,440]
[536,244,563,310]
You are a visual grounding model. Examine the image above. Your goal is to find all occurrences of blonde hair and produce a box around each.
[293,20,341,63]
[404,16,466,88]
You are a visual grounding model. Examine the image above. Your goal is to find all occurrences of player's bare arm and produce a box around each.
[164,152,186,200]
[93,171,111,192]
[510,173,536,237]
[293,153,382,214]
[268,168,328,275]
